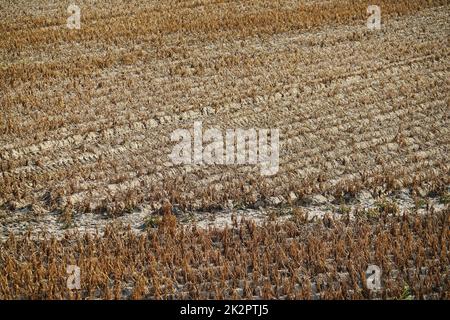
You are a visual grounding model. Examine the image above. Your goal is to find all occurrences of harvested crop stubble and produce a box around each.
[0,1,449,215]
[0,0,449,301]
[0,209,448,299]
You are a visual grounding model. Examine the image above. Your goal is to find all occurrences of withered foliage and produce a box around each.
[0,1,449,214]
[0,209,448,300]
[0,0,448,300]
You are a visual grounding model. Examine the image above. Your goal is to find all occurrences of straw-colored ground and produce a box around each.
[0,0,449,299]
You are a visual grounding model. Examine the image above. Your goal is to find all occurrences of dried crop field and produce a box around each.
[0,210,449,299]
[0,0,449,299]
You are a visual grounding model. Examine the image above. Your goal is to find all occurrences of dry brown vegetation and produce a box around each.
[0,208,448,299]
[0,0,449,299]
[1,0,449,214]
